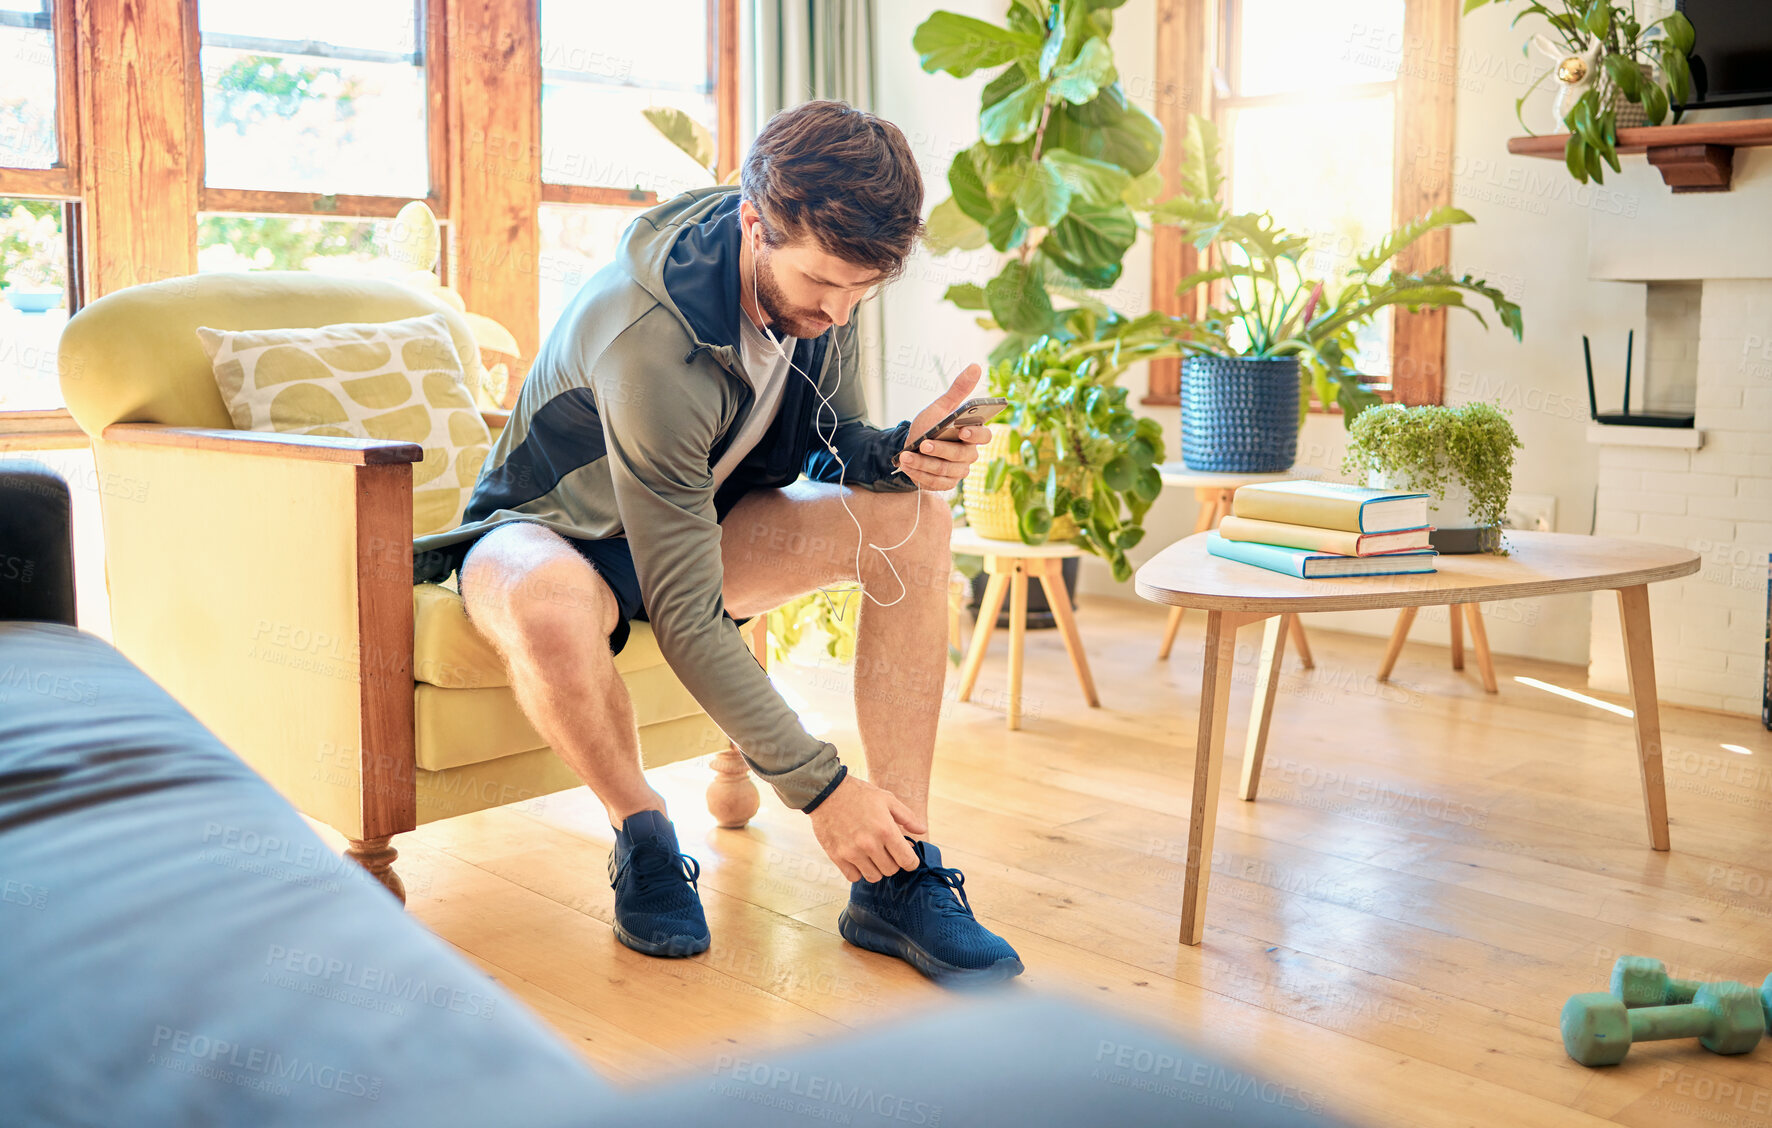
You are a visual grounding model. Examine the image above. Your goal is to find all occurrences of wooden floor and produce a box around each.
[319,595,1772,1126]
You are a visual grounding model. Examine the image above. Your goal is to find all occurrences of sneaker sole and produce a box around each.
[838,904,1024,986]
[613,923,710,959]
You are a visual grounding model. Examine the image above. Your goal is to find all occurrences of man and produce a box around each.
[412,101,1021,984]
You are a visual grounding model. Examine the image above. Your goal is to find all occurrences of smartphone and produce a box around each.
[903,396,1009,455]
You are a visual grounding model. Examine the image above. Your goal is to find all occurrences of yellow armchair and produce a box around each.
[57,272,763,901]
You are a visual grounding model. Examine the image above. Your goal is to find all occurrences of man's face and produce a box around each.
[746,208,886,339]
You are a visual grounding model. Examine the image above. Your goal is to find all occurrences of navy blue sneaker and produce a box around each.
[838,840,1023,985]
[607,810,710,957]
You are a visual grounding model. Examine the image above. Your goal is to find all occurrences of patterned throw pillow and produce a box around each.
[195,312,491,536]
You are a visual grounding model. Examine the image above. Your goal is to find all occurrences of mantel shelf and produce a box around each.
[1507,118,1772,193]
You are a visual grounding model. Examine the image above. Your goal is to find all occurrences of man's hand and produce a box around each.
[807,774,928,883]
[897,363,992,493]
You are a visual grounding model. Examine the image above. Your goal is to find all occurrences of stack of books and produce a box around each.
[1206,481,1438,578]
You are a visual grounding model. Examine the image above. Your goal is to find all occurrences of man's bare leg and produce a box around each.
[458,522,666,825]
[720,481,952,828]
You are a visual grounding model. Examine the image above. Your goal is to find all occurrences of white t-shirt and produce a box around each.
[710,313,796,489]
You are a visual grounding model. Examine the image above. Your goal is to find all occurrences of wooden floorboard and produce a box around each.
[333,594,1772,1126]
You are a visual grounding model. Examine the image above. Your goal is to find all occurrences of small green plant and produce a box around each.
[1464,0,1696,184]
[1342,402,1523,534]
[1154,116,1524,424]
[974,311,1177,579]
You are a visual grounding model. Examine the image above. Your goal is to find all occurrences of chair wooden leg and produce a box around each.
[707,746,760,829]
[1007,561,1028,730]
[1463,603,1498,693]
[1616,585,1671,851]
[346,836,405,905]
[1158,605,1187,660]
[958,568,1010,702]
[1287,614,1314,670]
[1448,601,1465,670]
[1378,606,1417,681]
[1037,557,1099,707]
[1240,614,1289,801]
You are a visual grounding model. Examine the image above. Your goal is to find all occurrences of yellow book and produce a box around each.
[1218,515,1432,556]
[1230,480,1430,533]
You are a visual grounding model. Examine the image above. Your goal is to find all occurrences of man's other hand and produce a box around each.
[807,774,928,883]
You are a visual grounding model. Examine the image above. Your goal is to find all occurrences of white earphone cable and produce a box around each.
[749,230,922,612]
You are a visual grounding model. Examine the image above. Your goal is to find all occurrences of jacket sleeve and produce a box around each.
[803,323,917,492]
[594,322,844,812]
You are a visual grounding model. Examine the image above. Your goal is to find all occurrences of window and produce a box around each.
[0,198,70,410]
[0,0,58,169]
[194,0,443,214]
[1217,0,1405,383]
[196,215,394,274]
[1149,0,1456,406]
[537,0,739,339]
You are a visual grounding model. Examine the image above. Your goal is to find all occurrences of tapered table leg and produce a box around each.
[958,568,1010,703]
[1038,557,1098,707]
[1287,615,1314,670]
[1158,605,1187,660]
[1240,613,1288,801]
[1449,601,1464,670]
[1378,606,1417,681]
[1007,562,1028,730]
[1617,585,1671,851]
[1463,603,1498,693]
[1180,610,1248,946]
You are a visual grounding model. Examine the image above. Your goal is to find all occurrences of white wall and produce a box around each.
[875,2,1753,669]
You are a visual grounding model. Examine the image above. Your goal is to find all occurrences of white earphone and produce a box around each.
[747,218,923,612]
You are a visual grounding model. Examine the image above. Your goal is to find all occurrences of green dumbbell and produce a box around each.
[1561,982,1764,1067]
[1610,958,1772,1031]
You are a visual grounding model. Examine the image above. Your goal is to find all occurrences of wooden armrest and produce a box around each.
[481,409,511,430]
[102,423,424,465]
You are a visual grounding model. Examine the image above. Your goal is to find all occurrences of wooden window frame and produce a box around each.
[537,0,740,212]
[186,0,450,220]
[1146,0,1458,409]
[0,0,80,198]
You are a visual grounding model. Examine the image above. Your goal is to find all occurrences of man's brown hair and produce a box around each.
[741,100,924,279]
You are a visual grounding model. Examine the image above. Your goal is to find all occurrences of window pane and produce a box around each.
[0,197,70,411]
[1233,0,1404,97]
[540,0,715,195]
[1226,97,1395,375]
[198,0,428,196]
[538,204,643,338]
[0,2,58,168]
[196,215,396,275]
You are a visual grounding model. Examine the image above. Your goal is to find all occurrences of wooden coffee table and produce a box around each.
[1133,530,1701,945]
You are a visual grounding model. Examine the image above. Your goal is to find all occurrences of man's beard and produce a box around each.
[752,245,831,340]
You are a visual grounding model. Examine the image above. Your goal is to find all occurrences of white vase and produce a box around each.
[1367,468,1483,528]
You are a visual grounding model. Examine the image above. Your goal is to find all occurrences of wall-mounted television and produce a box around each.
[1676,0,1772,109]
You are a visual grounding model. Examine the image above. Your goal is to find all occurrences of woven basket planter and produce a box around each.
[961,428,1086,542]
[1180,355,1300,473]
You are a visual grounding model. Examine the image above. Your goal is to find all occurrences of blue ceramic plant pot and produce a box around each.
[1180,355,1300,473]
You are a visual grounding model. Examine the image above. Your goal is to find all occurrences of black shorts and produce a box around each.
[451,489,753,657]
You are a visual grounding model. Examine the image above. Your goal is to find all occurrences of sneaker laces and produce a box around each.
[894,861,974,919]
[613,837,700,898]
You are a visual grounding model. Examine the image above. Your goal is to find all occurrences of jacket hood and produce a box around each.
[616,186,749,374]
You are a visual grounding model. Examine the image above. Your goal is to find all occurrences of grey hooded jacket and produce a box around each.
[412,186,916,811]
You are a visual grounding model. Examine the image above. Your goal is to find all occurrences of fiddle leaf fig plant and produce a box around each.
[915,0,1168,363]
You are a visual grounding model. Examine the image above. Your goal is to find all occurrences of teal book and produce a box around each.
[1206,532,1438,578]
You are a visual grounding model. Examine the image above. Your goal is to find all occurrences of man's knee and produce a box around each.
[860,490,951,591]
[461,527,618,653]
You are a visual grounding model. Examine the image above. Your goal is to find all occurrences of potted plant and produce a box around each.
[1154,115,1525,471]
[1464,0,1696,184]
[1342,402,1523,553]
[963,312,1178,583]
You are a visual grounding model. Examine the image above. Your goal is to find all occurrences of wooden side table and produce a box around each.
[1154,464,1324,667]
[1134,530,1701,945]
[951,527,1099,730]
